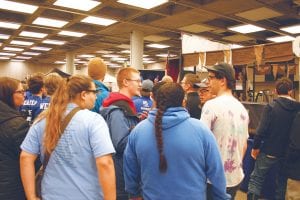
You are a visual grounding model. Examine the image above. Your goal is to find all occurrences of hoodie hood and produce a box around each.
[0,100,23,124]
[275,97,300,111]
[102,92,136,115]
[147,107,189,130]
[93,80,109,92]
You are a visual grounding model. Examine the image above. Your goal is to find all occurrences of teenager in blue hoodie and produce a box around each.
[123,82,230,200]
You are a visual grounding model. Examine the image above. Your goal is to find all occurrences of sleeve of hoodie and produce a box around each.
[106,108,132,154]
[253,103,273,149]
[203,126,231,200]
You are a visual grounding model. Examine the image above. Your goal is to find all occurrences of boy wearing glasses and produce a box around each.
[200,62,249,199]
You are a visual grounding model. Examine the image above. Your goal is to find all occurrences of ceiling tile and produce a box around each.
[235,7,282,21]
[144,35,170,42]
[222,34,253,42]
[178,24,215,33]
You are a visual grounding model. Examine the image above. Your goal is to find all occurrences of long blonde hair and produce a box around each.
[43,74,93,154]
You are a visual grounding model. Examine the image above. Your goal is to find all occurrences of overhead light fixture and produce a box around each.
[0,0,38,14]
[228,24,265,34]
[54,0,100,11]
[0,52,16,56]
[0,56,10,60]
[267,35,295,43]
[117,0,168,9]
[16,56,31,59]
[22,52,41,56]
[156,53,176,57]
[96,50,113,54]
[33,17,68,28]
[10,40,34,46]
[20,31,48,38]
[147,43,170,49]
[280,24,300,34]
[59,30,86,37]
[0,21,20,29]
[78,54,94,58]
[81,16,117,26]
[143,60,155,64]
[0,34,10,39]
[231,44,244,49]
[3,47,24,52]
[31,46,52,51]
[111,57,127,61]
[42,39,66,45]
[11,59,25,62]
[121,50,130,54]
[55,61,66,64]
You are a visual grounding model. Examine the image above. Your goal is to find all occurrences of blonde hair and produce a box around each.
[44,73,64,96]
[43,74,93,154]
[116,67,139,88]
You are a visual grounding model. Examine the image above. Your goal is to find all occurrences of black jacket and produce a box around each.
[186,92,201,119]
[0,100,29,200]
[253,97,300,157]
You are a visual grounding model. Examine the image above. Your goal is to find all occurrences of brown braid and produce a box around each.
[154,82,185,173]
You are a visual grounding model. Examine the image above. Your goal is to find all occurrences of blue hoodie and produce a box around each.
[124,107,230,200]
[91,80,110,113]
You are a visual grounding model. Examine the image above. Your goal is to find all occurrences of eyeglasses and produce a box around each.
[126,79,141,83]
[85,89,99,94]
[199,89,209,94]
[14,90,25,94]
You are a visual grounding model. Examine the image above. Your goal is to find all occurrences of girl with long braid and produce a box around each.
[124,82,230,200]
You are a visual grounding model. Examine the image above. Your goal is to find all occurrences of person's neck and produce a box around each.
[119,88,132,99]
[217,88,232,97]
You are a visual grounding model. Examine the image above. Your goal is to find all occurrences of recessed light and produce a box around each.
[55,61,66,64]
[0,0,38,14]
[228,24,265,34]
[0,56,10,60]
[117,0,168,9]
[11,59,25,62]
[267,35,295,43]
[0,52,16,56]
[54,0,100,11]
[22,52,41,56]
[156,53,176,57]
[31,46,52,51]
[42,39,66,45]
[231,44,244,49]
[121,50,131,54]
[0,34,10,39]
[0,21,20,29]
[3,47,24,52]
[280,24,300,34]
[10,40,34,46]
[81,16,117,26]
[59,30,86,37]
[147,43,170,49]
[96,50,113,54]
[20,31,48,38]
[16,56,31,59]
[33,17,68,28]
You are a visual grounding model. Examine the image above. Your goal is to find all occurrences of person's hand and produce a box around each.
[251,149,260,160]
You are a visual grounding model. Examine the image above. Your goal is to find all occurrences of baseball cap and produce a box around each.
[142,79,154,92]
[205,62,235,81]
[194,78,208,88]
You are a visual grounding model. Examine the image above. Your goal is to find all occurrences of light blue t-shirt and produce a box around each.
[21,103,115,200]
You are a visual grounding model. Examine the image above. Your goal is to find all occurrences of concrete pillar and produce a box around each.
[66,52,75,75]
[130,30,144,70]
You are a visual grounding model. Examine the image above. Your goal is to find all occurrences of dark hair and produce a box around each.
[28,73,44,94]
[154,83,185,172]
[0,77,20,108]
[276,77,293,95]
[152,81,167,101]
[210,70,236,90]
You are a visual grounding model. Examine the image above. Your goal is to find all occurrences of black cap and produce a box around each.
[205,62,235,81]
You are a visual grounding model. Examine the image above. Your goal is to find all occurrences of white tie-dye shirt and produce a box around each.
[201,95,249,187]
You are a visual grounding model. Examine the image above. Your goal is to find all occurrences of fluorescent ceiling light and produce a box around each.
[280,24,300,34]
[11,59,25,62]
[81,16,117,26]
[228,24,265,34]
[121,50,130,54]
[143,57,153,61]
[0,0,38,14]
[78,54,94,58]
[10,40,34,46]
[267,35,295,43]
[3,47,24,52]
[20,31,48,38]
[59,30,86,37]
[22,52,41,56]
[42,39,66,45]
[147,43,170,49]
[33,17,68,28]
[54,0,100,11]
[0,34,10,39]
[75,60,88,64]
[96,50,113,54]
[0,21,20,29]
[111,57,127,61]
[117,0,168,9]
[156,53,176,57]
[0,52,16,56]
[231,44,244,49]
[55,61,66,64]
[143,60,155,64]
[0,56,10,60]
[31,46,52,51]
[16,56,31,59]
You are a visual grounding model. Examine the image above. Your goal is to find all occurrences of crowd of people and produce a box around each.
[0,58,299,200]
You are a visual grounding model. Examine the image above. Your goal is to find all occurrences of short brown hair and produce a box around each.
[116,67,140,88]
[183,73,200,87]
[0,77,20,108]
[276,77,293,95]
[28,73,44,94]
[44,73,64,96]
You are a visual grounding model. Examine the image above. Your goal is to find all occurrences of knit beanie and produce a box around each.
[88,57,107,80]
